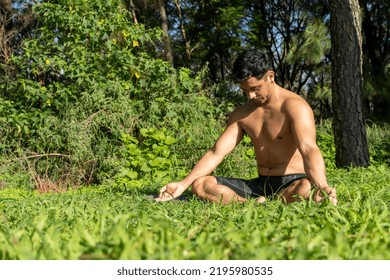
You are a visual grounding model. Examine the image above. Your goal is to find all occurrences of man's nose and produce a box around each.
[247,91,256,99]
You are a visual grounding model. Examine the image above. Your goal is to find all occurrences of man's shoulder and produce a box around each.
[282,91,313,118]
[227,101,255,123]
[231,100,254,114]
[283,90,310,108]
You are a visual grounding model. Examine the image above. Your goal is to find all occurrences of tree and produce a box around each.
[171,0,199,68]
[157,0,173,65]
[123,0,173,64]
[258,0,332,97]
[330,0,370,167]
[0,0,35,78]
[360,0,390,120]
[168,0,246,81]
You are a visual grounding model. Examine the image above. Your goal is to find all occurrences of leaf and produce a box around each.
[140,163,151,173]
[149,157,166,167]
[165,135,177,145]
[123,169,138,179]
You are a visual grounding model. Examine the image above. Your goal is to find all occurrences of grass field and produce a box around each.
[1,163,389,260]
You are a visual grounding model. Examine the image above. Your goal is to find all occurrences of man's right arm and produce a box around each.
[156,116,244,201]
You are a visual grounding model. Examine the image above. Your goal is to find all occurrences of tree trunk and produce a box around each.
[0,0,13,65]
[125,0,139,24]
[1,0,35,79]
[330,0,370,167]
[157,0,173,66]
[174,0,199,68]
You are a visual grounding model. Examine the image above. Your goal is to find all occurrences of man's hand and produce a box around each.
[155,182,187,202]
[313,186,337,206]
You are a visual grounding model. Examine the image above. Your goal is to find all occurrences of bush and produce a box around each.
[0,0,218,190]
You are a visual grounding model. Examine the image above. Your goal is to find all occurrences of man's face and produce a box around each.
[239,71,274,104]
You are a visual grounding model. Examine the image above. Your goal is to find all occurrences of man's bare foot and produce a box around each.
[256,196,266,204]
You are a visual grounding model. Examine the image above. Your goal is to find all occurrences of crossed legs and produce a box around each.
[191,176,248,204]
[191,175,312,204]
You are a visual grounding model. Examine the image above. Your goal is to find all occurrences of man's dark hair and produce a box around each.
[232,49,272,82]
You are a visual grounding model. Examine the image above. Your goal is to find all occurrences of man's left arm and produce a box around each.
[288,99,337,205]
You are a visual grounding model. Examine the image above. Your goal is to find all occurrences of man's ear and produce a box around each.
[267,70,275,83]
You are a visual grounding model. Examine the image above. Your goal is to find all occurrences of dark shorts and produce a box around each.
[214,174,307,198]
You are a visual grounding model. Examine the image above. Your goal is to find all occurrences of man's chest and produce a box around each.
[239,108,291,142]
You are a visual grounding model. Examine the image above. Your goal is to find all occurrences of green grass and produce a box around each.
[1,164,389,260]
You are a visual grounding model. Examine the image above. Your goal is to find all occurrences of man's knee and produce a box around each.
[294,178,312,199]
[279,178,311,203]
[191,177,203,195]
[192,176,216,196]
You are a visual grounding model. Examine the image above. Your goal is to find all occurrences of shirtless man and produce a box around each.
[156,49,337,205]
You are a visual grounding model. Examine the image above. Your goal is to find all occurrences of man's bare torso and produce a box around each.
[234,87,307,176]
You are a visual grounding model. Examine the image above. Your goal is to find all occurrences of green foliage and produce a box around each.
[115,128,184,188]
[0,0,216,189]
[168,0,247,80]
[1,162,389,260]
[0,0,390,261]
[6,0,161,138]
[214,134,258,179]
[315,120,390,168]
[366,122,390,165]
[287,20,331,64]
[316,120,337,169]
